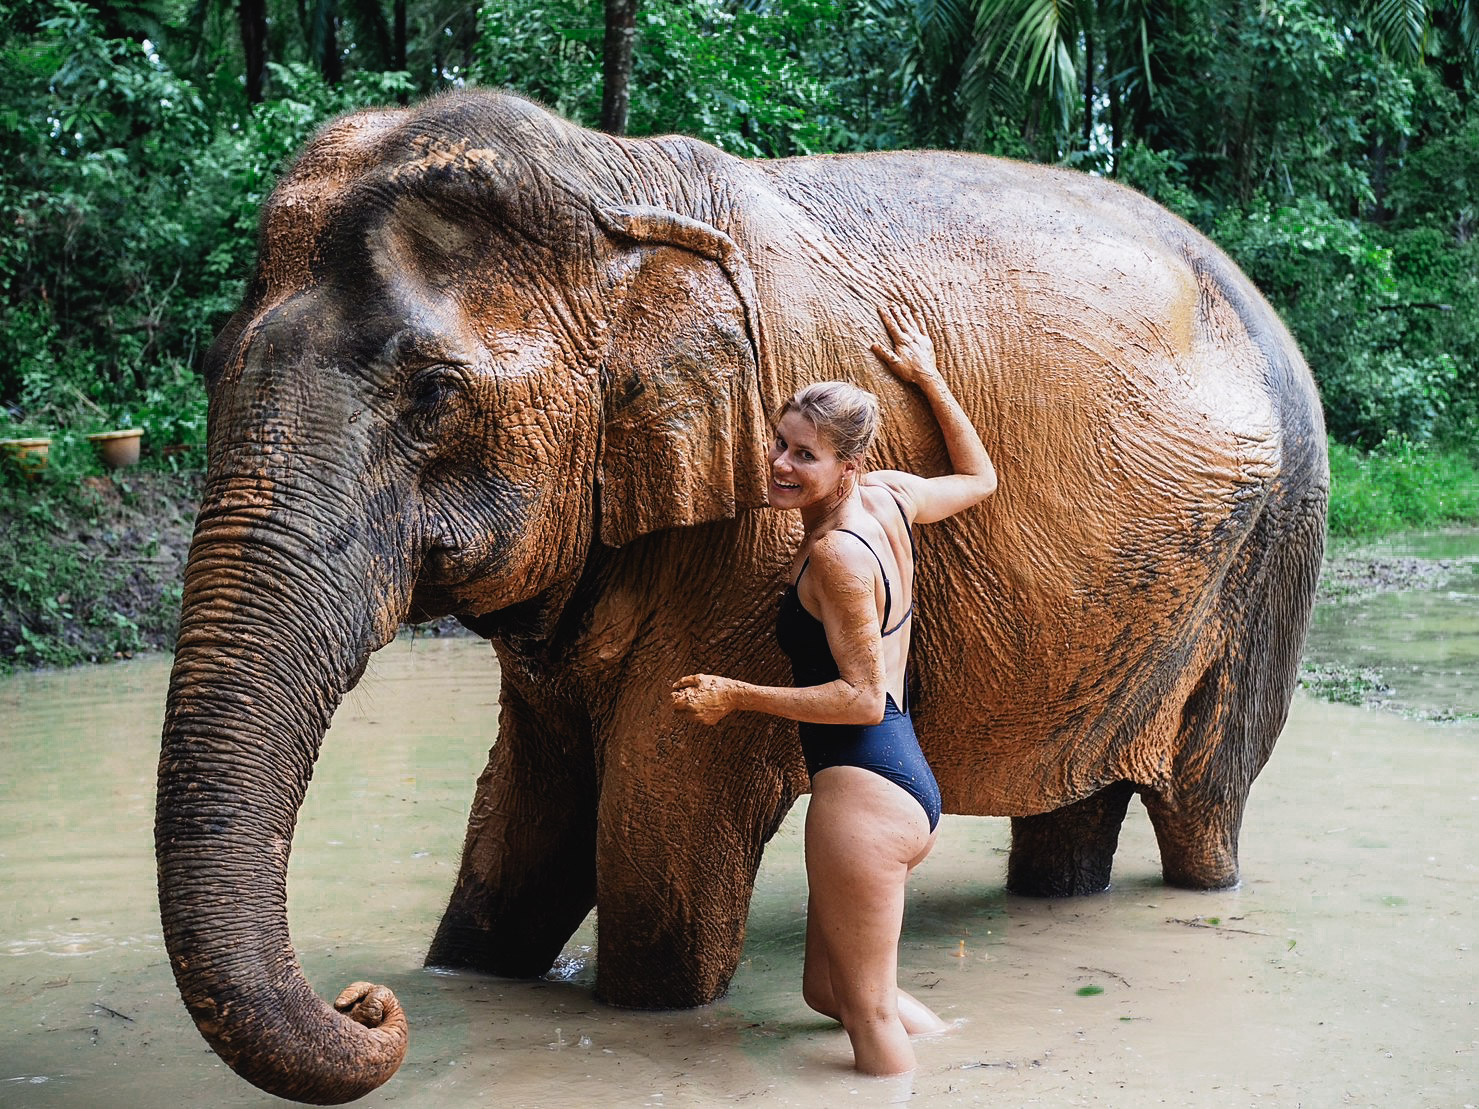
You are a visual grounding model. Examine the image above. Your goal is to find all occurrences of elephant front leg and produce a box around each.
[426,683,597,977]
[590,717,798,1009]
[1006,781,1136,897]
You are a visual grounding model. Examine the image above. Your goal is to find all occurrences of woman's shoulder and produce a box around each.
[861,473,918,516]
[807,523,882,584]
[859,477,916,531]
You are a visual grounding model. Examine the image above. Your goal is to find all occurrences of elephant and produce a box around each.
[155,89,1328,1103]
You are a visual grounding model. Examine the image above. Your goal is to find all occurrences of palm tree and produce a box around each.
[964,0,1157,158]
[1363,0,1479,88]
[905,0,1159,161]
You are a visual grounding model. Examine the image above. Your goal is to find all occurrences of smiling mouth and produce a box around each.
[772,478,800,490]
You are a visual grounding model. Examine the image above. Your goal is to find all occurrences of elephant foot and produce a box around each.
[426,867,594,977]
[588,877,745,1009]
[1158,842,1241,891]
[1006,781,1135,897]
[593,926,736,1010]
[588,823,760,1010]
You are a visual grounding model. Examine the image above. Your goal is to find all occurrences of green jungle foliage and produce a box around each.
[1,0,1476,669]
[2,0,1476,452]
[1326,437,1479,537]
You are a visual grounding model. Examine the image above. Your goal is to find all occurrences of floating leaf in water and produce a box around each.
[1381,895,1407,908]
[1287,939,1297,951]
[1076,985,1104,997]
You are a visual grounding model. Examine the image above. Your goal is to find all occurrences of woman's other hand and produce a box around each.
[870,305,940,385]
[671,674,735,725]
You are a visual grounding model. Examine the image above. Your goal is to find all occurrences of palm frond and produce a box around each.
[973,0,1080,127]
[1456,0,1479,64]
[1365,0,1428,61]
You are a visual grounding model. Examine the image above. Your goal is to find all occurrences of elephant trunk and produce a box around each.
[156,498,409,1104]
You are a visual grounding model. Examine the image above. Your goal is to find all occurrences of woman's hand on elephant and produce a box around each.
[871,304,940,386]
[671,674,736,725]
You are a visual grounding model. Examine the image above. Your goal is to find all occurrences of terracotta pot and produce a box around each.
[0,437,51,479]
[87,428,144,469]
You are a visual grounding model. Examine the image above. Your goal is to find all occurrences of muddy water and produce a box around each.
[1306,530,1479,717]
[3,637,1476,1107]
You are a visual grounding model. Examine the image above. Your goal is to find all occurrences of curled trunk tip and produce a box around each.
[208,981,409,1104]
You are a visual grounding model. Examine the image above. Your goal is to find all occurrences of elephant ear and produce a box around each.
[593,205,772,548]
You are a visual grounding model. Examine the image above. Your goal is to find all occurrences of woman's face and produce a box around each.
[767,410,855,510]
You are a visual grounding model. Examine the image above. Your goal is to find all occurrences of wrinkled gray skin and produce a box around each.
[156,90,1327,1104]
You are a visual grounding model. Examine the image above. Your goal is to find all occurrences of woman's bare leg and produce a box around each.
[897,988,949,1036]
[806,909,948,1036]
[803,767,942,1074]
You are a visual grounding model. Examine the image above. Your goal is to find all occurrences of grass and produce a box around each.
[1327,437,1479,539]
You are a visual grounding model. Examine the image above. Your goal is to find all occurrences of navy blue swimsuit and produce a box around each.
[775,504,942,832]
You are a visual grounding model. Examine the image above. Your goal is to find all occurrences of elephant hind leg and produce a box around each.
[1145,488,1326,891]
[1141,657,1247,889]
[1006,780,1136,897]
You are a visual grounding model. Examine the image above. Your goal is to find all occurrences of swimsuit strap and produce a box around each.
[794,510,916,637]
[882,497,915,637]
[835,528,901,635]
[894,496,916,560]
[889,496,916,711]
[881,604,914,637]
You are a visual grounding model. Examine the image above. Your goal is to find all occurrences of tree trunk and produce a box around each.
[323,0,342,85]
[1083,30,1095,150]
[239,0,268,104]
[600,0,639,135]
[393,0,406,71]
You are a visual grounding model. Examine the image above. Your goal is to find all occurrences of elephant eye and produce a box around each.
[407,366,463,413]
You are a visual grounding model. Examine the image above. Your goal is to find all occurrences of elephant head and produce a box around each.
[155,92,773,1103]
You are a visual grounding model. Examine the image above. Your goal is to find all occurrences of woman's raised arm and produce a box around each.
[869,304,996,525]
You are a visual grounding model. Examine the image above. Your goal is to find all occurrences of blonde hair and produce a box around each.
[777,381,880,461]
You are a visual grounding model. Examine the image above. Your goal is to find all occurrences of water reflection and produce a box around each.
[2,636,1476,1105]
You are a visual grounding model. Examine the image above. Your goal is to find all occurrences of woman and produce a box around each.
[670,304,997,1075]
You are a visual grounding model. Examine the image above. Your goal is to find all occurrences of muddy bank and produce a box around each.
[1318,548,1476,602]
[0,469,467,668]
[1303,530,1479,716]
[0,471,202,665]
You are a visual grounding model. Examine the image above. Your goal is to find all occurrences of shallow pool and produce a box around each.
[2,634,1475,1106]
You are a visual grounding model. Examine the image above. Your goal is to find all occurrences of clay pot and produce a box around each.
[0,437,51,479]
[87,428,144,469]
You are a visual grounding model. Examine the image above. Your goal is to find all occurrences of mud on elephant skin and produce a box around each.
[155,90,1327,1102]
